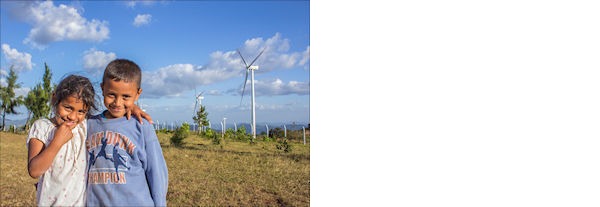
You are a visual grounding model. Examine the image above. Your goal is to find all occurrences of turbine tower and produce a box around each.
[237,48,265,140]
[193,90,205,132]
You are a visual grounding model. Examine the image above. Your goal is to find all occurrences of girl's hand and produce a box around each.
[52,121,76,146]
[27,120,79,179]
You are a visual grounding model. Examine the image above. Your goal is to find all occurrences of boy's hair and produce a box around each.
[102,59,142,88]
[51,75,98,117]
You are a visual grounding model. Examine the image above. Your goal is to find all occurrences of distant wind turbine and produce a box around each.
[237,48,265,140]
[194,90,205,114]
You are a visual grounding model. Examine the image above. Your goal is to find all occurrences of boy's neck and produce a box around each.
[102,110,123,119]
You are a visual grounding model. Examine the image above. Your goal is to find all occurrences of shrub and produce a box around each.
[171,123,190,146]
[211,131,220,145]
[225,128,235,140]
[203,128,215,138]
[235,126,249,141]
[276,138,292,153]
[269,127,285,138]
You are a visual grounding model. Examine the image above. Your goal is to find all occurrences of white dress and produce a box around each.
[26,119,87,206]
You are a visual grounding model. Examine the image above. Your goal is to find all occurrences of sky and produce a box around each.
[0,0,309,127]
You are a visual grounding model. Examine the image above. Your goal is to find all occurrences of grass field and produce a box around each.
[0,131,310,206]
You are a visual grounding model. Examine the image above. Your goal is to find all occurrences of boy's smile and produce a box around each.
[101,79,141,119]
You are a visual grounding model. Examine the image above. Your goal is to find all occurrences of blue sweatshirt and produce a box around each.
[86,112,168,206]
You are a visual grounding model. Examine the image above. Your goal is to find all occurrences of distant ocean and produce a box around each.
[154,122,309,134]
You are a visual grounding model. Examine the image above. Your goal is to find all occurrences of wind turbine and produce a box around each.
[237,48,265,140]
[194,90,205,114]
[193,90,205,132]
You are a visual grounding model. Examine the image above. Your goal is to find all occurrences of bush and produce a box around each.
[269,127,285,138]
[203,128,215,139]
[235,126,249,141]
[211,131,220,145]
[171,123,190,146]
[276,138,292,153]
[224,128,235,140]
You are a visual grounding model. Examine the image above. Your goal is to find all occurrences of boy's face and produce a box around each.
[101,79,141,119]
[54,95,88,127]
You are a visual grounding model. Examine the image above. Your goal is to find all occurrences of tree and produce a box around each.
[23,63,53,130]
[0,66,24,130]
[192,105,209,134]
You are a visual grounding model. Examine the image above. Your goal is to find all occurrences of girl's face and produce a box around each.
[53,95,88,127]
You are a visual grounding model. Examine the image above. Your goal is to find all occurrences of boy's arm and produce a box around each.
[143,125,169,206]
[27,123,76,178]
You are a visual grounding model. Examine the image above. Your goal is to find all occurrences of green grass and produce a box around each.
[1,131,310,206]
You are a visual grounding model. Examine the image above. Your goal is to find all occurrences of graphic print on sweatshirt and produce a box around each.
[86,130,137,184]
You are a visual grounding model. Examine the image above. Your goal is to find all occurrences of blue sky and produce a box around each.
[0,0,310,126]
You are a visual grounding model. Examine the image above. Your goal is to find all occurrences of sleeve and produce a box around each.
[27,119,50,146]
[142,123,169,206]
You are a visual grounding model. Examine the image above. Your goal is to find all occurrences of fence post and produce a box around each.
[303,126,306,145]
[220,121,224,138]
[265,124,269,138]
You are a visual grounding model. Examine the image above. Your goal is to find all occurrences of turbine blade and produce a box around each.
[237,49,249,68]
[248,48,266,67]
[240,70,249,105]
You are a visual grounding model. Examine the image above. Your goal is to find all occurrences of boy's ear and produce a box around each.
[137,88,142,95]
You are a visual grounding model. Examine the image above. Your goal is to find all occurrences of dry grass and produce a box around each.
[1,131,310,206]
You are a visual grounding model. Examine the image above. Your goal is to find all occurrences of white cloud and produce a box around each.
[142,63,234,98]
[0,69,7,87]
[0,68,29,94]
[14,87,30,97]
[126,1,136,8]
[133,14,152,27]
[10,1,109,48]
[141,33,310,98]
[237,33,309,72]
[82,48,116,76]
[299,46,310,68]
[230,78,309,96]
[126,0,157,8]
[1,44,34,72]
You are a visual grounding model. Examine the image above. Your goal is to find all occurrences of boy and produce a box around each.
[86,59,168,206]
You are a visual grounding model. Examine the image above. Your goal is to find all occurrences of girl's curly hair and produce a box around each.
[51,75,98,118]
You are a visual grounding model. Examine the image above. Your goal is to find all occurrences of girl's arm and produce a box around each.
[27,123,76,178]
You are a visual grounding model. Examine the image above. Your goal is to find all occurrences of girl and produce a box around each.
[26,75,151,206]
[27,75,97,206]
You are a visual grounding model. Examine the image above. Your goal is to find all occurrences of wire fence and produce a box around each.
[153,120,310,144]
[2,120,310,144]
